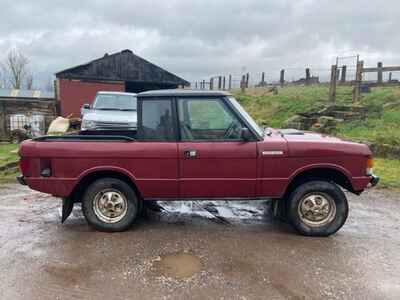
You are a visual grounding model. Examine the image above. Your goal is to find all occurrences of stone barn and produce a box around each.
[0,88,57,141]
[55,49,190,117]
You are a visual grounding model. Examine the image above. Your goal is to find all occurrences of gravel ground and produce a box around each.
[0,183,399,300]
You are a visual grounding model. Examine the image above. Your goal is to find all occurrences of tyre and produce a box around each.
[82,178,139,232]
[287,180,348,237]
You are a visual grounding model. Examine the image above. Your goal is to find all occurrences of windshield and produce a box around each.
[93,94,137,111]
[228,96,264,137]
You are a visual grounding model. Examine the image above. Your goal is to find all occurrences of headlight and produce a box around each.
[81,120,96,130]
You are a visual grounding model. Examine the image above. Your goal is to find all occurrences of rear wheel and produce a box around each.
[82,178,138,232]
[287,180,348,237]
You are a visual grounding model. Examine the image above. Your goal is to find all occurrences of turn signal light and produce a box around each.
[366,158,374,175]
[367,158,374,169]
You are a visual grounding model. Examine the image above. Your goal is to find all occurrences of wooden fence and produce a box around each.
[193,67,325,91]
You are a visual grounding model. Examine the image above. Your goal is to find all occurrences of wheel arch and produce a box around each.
[283,165,355,200]
[70,167,142,203]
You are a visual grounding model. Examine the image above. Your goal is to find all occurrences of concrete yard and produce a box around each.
[0,183,399,299]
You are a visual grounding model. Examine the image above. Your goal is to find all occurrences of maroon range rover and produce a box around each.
[18,90,379,236]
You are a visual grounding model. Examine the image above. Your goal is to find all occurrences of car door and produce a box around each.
[177,97,258,198]
[134,97,179,199]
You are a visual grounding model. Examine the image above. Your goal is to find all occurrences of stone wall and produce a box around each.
[282,104,373,133]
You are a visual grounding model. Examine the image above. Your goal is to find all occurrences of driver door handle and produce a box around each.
[184,150,197,158]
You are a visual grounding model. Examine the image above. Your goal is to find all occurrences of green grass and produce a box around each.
[0,144,19,167]
[0,144,19,183]
[375,158,400,189]
[235,85,400,146]
[235,85,400,189]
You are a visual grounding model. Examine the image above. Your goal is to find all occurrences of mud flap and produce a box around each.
[61,197,74,223]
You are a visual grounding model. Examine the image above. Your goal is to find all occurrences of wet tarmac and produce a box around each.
[0,183,399,299]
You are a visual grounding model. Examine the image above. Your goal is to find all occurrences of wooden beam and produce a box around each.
[241,75,246,93]
[280,69,285,87]
[377,62,383,84]
[362,66,400,73]
[305,68,310,85]
[329,65,337,103]
[340,65,347,83]
[353,60,363,102]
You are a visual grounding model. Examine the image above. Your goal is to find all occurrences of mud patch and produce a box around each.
[220,259,256,278]
[43,262,92,286]
[152,252,201,280]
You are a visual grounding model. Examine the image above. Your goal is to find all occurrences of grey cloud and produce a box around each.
[0,0,399,87]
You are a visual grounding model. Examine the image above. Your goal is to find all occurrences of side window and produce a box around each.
[139,99,175,141]
[178,98,243,141]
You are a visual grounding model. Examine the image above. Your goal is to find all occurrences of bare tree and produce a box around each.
[1,48,30,89]
[44,78,54,92]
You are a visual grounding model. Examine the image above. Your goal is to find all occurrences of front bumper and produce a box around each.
[17,175,27,185]
[369,174,380,187]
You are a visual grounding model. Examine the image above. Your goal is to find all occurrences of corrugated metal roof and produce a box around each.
[56,49,190,86]
[0,88,54,99]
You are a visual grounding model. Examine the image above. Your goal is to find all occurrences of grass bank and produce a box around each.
[235,85,400,189]
[0,143,19,183]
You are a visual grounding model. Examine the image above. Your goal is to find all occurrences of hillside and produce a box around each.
[235,85,400,189]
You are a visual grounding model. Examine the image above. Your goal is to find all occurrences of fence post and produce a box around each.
[210,78,214,90]
[353,60,363,102]
[329,65,337,103]
[228,75,232,90]
[202,80,205,89]
[223,76,226,90]
[241,75,246,93]
[246,73,249,88]
[305,68,310,85]
[218,76,222,90]
[280,69,285,87]
[340,65,347,83]
[261,72,265,86]
[377,62,383,84]
[389,72,392,82]
[336,68,340,81]
[195,82,198,89]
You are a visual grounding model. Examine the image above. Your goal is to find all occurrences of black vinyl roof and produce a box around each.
[138,89,231,97]
[56,49,189,86]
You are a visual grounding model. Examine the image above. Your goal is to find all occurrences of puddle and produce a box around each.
[147,200,272,225]
[152,252,201,280]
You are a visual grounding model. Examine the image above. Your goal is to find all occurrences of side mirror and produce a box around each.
[241,128,253,141]
[83,103,91,110]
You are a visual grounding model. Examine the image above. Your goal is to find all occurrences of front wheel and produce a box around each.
[82,178,139,232]
[287,180,348,237]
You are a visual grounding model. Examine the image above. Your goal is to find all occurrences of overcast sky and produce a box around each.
[1,0,399,87]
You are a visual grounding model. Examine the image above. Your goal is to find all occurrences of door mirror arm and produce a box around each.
[241,128,253,141]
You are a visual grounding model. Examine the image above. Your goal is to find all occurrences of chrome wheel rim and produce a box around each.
[298,193,336,227]
[93,189,128,224]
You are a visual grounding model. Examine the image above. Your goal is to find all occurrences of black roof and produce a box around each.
[138,89,231,97]
[56,49,189,86]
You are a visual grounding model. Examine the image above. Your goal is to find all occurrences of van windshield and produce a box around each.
[93,94,137,111]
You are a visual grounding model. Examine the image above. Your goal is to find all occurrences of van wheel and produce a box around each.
[287,180,348,237]
[82,178,138,232]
